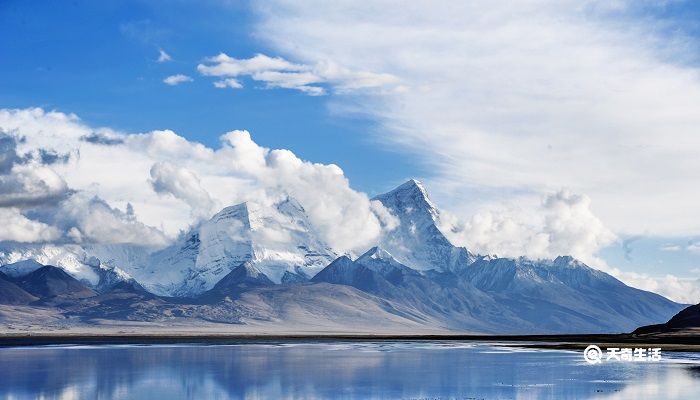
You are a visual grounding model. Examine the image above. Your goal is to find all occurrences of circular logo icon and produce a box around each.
[583,345,603,364]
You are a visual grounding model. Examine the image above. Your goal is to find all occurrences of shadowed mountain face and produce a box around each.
[666,304,700,329]
[313,251,530,333]
[14,266,96,300]
[0,259,44,278]
[634,303,700,334]
[312,248,684,334]
[0,272,38,305]
[457,255,683,333]
[200,263,275,301]
[311,256,395,294]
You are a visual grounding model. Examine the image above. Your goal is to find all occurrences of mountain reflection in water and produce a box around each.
[1,342,699,399]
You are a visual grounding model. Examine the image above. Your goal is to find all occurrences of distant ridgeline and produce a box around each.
[0,180,686,334]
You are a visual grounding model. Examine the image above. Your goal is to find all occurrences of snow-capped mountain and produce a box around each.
[373,179,476,272]
[313,247,545,333]
[132,197,337,296]
[0,179,687,333]
[354,246,421,285]
[457,255,683,332]
[0,242,150,288]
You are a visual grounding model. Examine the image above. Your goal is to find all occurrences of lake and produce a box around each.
[0,341,699,399]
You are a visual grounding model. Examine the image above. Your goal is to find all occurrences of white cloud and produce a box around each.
[52,193,169,247]
[370,199,400,231]
[213,78,243,89]
[197,53,398,95]
[157,49,172,63]
[0,107,391,253]
[251,0,700,239]
[661,244,681,252]
[688,242,700,254]
[149,161,216,219]
[0,163,70,208]
[440,190,616,267]
[0,131,71,208]
[0,208,61,243]
[163,74,193,85]
[1,107,695,301]
[618,271,700,304]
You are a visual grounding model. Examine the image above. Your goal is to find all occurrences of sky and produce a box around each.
[1,0,700,302]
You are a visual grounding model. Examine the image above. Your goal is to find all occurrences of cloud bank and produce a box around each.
[0,107,390,253]
[0,107,696,301]
[440,190,617,267]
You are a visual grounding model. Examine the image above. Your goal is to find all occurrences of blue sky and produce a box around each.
[0,0,420,194]
[2,0,700,301]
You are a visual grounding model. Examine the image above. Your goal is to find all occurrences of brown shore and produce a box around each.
[2,329,700,351]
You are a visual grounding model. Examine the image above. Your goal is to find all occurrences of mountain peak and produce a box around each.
[210,202,252,226]
[276,196,306,215]
[0,259,44,277]
[398,178,425,191]
[142,196,336,296]
[16,265,96,299]
[553,255,586,268]
[373,179,437,216]
[403,178,427,193]
[372,180,473,272]
[357,246,394,262]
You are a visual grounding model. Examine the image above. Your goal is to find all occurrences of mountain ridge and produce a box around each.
[0,179,687,334]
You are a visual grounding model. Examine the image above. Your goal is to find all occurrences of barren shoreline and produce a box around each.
[2,330,700,351]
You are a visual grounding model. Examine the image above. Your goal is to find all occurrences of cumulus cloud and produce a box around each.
[0,132,71,208]
[0,107,391,253]
[163,74,193,85]
[370,199,400,232]
[542,191,617,263]
[0,133,20,172]
[0,107,695,300]
[0,164,70,208]
[0,208,61,243]
[440,190,616,267]
[80,132,124,146]
[51,194,169,246]
[197,53,398,95]
[437,187,699,303]
[157,48,172,63]
[149,161,216,219]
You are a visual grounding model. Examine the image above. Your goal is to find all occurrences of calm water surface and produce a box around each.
[1,341,699,399]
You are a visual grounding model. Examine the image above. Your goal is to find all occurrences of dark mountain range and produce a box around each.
[0,272,38,305]
[14,266,97,300]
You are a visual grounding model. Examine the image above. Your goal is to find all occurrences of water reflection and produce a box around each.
[0,342,698,399]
